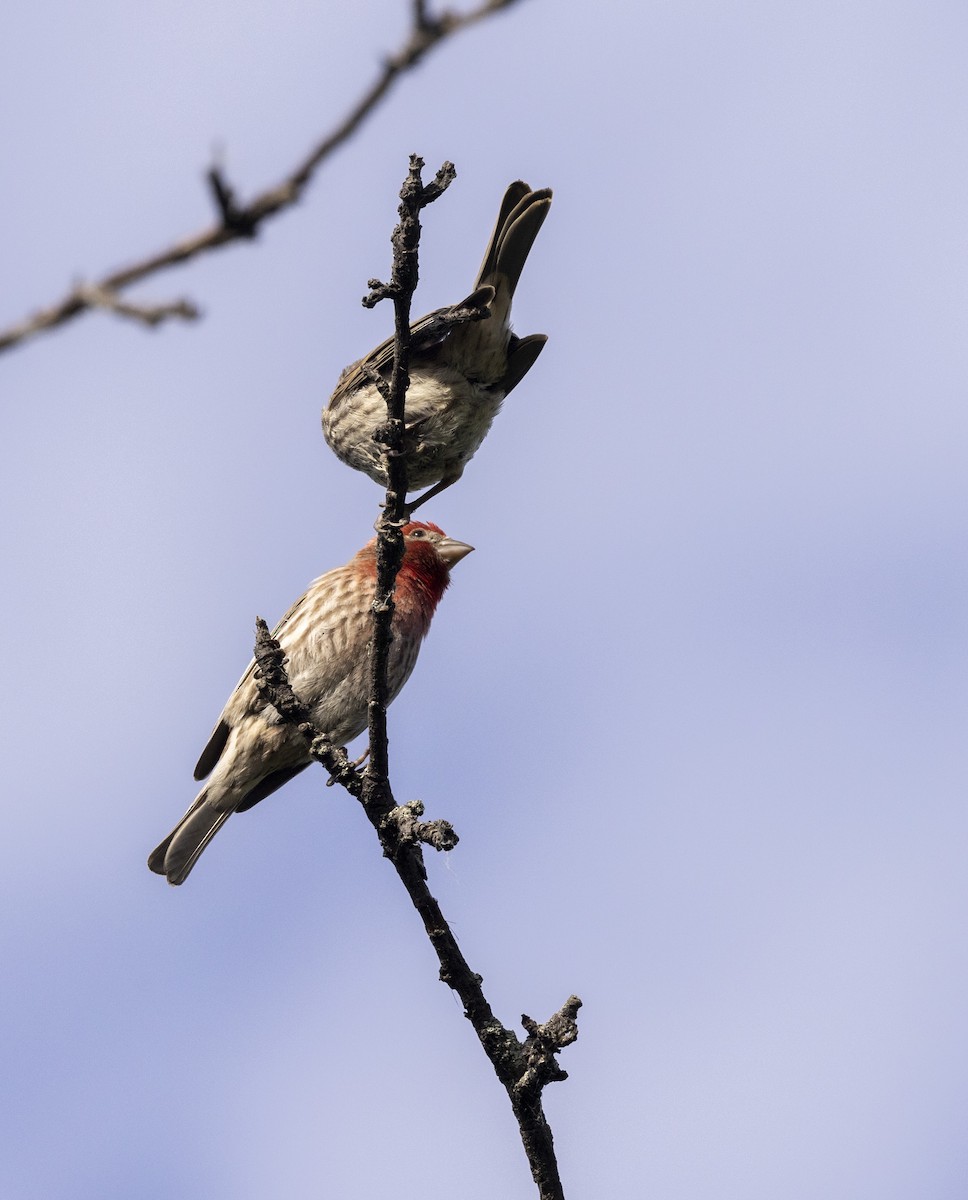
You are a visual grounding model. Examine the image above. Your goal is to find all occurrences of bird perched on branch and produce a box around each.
[148,522,473,885]
[322,180,552,511]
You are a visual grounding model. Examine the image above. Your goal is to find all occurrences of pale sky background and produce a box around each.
[2,2,967,1197]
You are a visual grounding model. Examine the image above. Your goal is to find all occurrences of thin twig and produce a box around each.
[253,617,364,795]
[75,284,199,329]
[0,0,528,356]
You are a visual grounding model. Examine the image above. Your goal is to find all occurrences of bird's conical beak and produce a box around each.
[437,537,475,567]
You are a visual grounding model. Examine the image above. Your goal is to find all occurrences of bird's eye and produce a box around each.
[409,528,426,538]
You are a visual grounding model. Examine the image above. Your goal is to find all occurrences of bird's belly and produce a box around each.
[404,371,503,488]
[323,370,503,492]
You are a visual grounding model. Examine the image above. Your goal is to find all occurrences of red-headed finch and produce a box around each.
[322,181,552,510]
[148,522,473,885]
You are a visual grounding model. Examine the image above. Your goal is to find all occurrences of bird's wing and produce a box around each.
[327,288,496,413]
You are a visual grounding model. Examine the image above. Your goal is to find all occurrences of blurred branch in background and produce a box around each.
[0,0,527,356]
[253,158,580,1200]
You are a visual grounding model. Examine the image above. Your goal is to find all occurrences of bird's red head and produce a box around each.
[357,522,474,622]
[399,522,474,600]
[395,522,474,628]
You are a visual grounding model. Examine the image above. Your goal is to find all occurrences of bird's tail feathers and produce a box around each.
[501,333,548,396]
[147,787,233,886]
[475,183,552,315]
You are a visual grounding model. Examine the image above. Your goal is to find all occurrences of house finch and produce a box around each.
[322,180,552,510]
[148,522,473,885]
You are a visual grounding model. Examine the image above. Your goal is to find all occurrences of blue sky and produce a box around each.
[2,2,967,1197]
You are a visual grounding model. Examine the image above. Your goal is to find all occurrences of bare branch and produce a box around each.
[255,608,579,1200]
[0,0,529,356]
[250,160,579,1200]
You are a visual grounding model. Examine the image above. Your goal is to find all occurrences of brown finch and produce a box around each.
[148,522,473,885]
[322,181,552,510]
